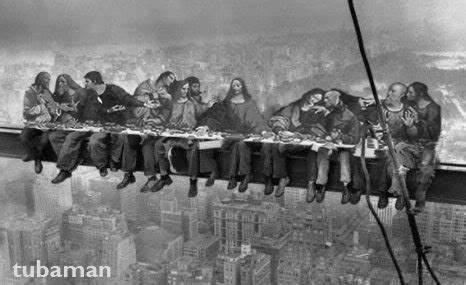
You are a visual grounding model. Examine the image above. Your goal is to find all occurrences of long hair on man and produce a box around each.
[409,82,434,102]
[299,88,325,107]
[171,80,190,101]
[54,74,81,96]
[225,77,252,101]
[33,72,51,93]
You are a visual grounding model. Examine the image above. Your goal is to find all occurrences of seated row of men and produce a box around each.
[20,71,440,212]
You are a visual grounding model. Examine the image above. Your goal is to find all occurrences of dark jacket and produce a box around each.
[325,101,361,144]
[269,99,327,136]
[197,99,270,134]
[414,102,441,144]
[79,84,144,124]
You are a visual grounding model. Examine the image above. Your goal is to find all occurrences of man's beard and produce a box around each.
[56,85,67,95]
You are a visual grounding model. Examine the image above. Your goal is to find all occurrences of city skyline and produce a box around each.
[0,158,465,284]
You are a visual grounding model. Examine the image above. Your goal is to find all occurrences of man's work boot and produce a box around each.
[205,170,217,187]
[22,155,33,162]
[341,184,351,205]
[238,174,251,193]
[117,172,136,189]
[188,179,198,198]
[275,177,289,198]
[34,158,43,174]
[412,200,426,214]
[152,175,173,192]
[315,184,327,203]
[227,178,238,190]
[109,161,119,172]
[413,186,427,213]
[51,170,72,184]
[350,188,363,205]
[99,167,108,177]
[377,193,389,209]
[263,176,274,196]
[306,181,316,203]
[140,176,157,193]
[395,195,405,211]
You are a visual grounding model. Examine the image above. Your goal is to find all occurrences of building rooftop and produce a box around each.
[184,234,219,248]
[66,204,122,218]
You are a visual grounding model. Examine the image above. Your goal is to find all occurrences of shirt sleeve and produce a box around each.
[340,115,361,145]
[416,104,441,142]
[196,102,225,131]
[113,85,145,107]
[23,91,40,120]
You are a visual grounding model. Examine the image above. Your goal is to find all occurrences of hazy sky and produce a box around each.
[0,0,465,49]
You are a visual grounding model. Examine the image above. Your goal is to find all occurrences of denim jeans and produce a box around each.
[88,133,123,170]
[262,143,317,181]
[121,135,159,176]
[316,148,351,185]
[51,131,91,172]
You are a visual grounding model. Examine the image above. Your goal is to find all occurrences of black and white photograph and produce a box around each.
[0,0,465,284]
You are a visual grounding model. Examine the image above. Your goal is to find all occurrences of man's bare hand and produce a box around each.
[145,100,161,109]
[311,105,328,114]
[195,126,210,136]
[402,111,416,127]
[330,130,340,140]
[261,131,276,139]
[143,117,163,125]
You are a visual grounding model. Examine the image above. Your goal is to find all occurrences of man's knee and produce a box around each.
[88,134,106,148]
[154,140,166,155]
[317,147,330,160]
[261,143,272,154]
[20,129,34,143]
[237,141,248,150]
[19,133,29,144]
[417,164,435,184]
[339,150,350,161]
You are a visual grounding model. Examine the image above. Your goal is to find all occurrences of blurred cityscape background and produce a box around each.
[0,158,465,284]
[1,0,466,284]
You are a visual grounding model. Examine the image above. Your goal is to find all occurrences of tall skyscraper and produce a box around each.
[285,204,332,267]
[146,193,164,225]
[213,197,281,250]
[119,186,139,222]
[183,234,220,262]
[284,187,306,209]
[239,250,271,285]
[33,165,72,220]
[62,205,128,250]
[135,226,183,264]
[161,208,199,242]
[251,224,291,285]
[5,215,58,266]
[277,251,308,285]
[101,232,137,278]
[369,196,395,226]
[218,244,271,285]
[431,204,466,244]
